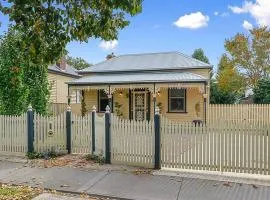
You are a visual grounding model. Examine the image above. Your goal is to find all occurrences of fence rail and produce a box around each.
[208,104,270,124]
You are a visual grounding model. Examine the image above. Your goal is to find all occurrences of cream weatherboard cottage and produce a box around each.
[48,59,81,104]
[68,52,212,122]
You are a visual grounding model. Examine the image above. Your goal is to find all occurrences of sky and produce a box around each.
[0,0,270,72]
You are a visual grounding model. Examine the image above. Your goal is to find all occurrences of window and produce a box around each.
[98,90,112,112]
[168,88,186,112]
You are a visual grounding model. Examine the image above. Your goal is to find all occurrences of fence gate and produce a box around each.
[111,114,154,168]
[34,113,66,153]
[71,113,92,154]
[0,114,28,154]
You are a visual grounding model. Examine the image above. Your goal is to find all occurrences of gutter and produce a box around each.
[66,80,208,86]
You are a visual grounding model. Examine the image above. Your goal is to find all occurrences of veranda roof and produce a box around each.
[68,72,207,85]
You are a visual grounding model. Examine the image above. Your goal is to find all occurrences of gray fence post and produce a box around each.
[154,106,161,169]
[27,105,34,153]
[105,105,111,164]
[92,105,96,154]
[66,106,72,154]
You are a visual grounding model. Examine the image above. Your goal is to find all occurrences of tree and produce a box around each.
[210,80,238,104]
[192,48,210,64]
[253,79,270,104]
[66,56,92,70]
[0,31,28,115]
[0,29,49,115]
[0,1,142,63]
[216,54,245,95]
[225,27,270,88]
[24,63,50,115]
[106,52,116,60]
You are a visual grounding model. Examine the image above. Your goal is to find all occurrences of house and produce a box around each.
[68,52,212,122]
[48,58,81,104]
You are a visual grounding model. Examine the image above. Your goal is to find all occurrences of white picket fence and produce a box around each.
[161,117,270,175]
[1,107,270,176]
[34,113,66,153]
[111,114,154,168]
[72,113,92,154]
[0,114,28,155]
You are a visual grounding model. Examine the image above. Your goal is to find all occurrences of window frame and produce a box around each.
[97,90,113,113]
[167,88,187,113]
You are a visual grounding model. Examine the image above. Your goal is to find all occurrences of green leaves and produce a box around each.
[192,48,210,64]
[0,29,49,115]
[253,78,270,104]
[66,56,92,70]
[0,0,143,63]
[225,27,270,88]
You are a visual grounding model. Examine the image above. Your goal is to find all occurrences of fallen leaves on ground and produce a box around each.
[29,154,97,168]
[132,169,152,175]
[0,184,42,200]
[27,155,153,175]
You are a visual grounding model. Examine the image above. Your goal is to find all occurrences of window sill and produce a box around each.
[166,111,188,114]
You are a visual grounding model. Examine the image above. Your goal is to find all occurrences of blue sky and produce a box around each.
[1,0,269,72]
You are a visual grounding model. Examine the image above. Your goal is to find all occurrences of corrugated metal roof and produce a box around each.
[68,72,207,85]
[48,64,80,77]
[80,52,212,73]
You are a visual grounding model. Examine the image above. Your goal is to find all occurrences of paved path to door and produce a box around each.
[0,161,269,200]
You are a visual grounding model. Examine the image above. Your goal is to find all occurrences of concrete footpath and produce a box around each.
[0,161,269,200]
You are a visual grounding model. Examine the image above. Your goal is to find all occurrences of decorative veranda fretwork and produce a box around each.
[69,83,206,97]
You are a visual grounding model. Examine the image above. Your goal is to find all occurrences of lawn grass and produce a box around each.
[0,184,42,200]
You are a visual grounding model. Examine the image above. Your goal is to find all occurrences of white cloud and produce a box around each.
[229,0,270,26]
[214,11,229,17]
[99,40,118,50]
[243,20,253,30]
[220,12,230,17]
[174,12,209,29]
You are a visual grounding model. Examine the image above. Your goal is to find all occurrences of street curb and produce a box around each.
[154,168,270,187]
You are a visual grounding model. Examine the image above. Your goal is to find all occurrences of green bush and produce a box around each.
[26,152,43,159]
[26,150,60,160]
[253,78,270,104]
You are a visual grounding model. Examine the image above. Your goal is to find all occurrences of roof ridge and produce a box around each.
[80,55,120,72]
[117,51,179,57]
[175,52,210,66]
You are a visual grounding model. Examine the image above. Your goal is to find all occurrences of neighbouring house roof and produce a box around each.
[48,64,81,78]
[68,72,207,85]
[79,52,212,73]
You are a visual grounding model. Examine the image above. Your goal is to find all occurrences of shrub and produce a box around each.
[26,152,43,159]
[85,154,105,164]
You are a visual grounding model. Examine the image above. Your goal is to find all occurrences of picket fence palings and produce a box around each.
[0,114,27,155]
[110,114,154,168]
[159,115,270,175]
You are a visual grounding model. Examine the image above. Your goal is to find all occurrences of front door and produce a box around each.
[133,91,147,121]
